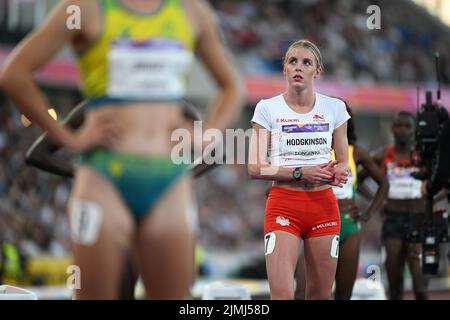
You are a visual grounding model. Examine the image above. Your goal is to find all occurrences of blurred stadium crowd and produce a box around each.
[0,99,70,257]
[213,0,450,84]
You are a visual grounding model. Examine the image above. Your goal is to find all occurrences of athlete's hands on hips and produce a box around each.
[358,208,374,222]
[66,113,123,153]
[300,161,336,184]
[347,204,362,221]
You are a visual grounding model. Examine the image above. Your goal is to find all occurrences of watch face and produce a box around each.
[294,168,301,178]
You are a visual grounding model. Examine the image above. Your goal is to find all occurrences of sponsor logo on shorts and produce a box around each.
[276,216,290,226]
[312,220,338,231]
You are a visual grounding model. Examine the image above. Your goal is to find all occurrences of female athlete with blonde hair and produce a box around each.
[248,39,349,299]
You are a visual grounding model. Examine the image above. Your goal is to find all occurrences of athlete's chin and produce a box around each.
[290,82,308,90]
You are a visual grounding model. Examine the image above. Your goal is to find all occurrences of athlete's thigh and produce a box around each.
[69,167,135,299]
[304,235,339,286]
[406,242,422,271]
[383,238,406,268]
[406,242,429,288]
[135,176,197,299]
[336,232,361,278]
[294,243,306,300]
[383,238,407,292]
[335,232,361,299]
[265,231,299,289]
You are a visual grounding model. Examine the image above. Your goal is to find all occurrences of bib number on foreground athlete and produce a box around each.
[108,38,193,100]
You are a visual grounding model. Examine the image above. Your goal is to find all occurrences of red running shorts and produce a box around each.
[264,186,340,239]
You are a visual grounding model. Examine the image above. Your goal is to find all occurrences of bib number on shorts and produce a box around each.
[264,232,276,255]
[330,235,339,258]
[70,200,103,246]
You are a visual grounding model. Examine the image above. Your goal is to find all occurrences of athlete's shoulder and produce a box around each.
[185,0,216,23]
[258,94,283,106]
[41,0,94,20]
[316,93,345,107]
[353,143,368,154]
[61,0,97,10]
[372,145,389,162]
[253,95,283,121]
[183,0,222,44]
[353,144,369,161]
[54,0,98,25]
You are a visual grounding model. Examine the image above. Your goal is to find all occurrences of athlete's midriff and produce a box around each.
[85,102,192,157]
[384,198,425,214]
[274,175,332,192]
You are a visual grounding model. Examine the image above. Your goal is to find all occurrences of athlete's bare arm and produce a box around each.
[190,0,244,131]
[248,124,296,181]
[354,145,389,221]
[357,146,386,199]
[332,122,349,187]
[25,102,86,178]
[0,0,120,152]
[359,146,386,179]
[181,99,224,178]
[371,147,387,167]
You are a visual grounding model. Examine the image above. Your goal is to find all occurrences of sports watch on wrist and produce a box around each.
[292,167,303,181]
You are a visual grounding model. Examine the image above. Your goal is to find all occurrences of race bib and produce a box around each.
[108,38,193,99]
[388,166,422,199]
[279,123,332,162]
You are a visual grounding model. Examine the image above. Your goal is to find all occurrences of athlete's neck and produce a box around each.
[120,0,162,13]
[283,87,315,111]
[395,141,413,155]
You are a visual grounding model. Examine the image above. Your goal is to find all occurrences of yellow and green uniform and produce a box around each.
[79,150,188,221]
[0,242,24,284]
[78,0,196,105]
[332,145,360,243]
[76,0,194,221]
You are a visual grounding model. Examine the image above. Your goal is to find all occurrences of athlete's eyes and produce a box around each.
[303,59,313,66]
[288,57,313,67]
